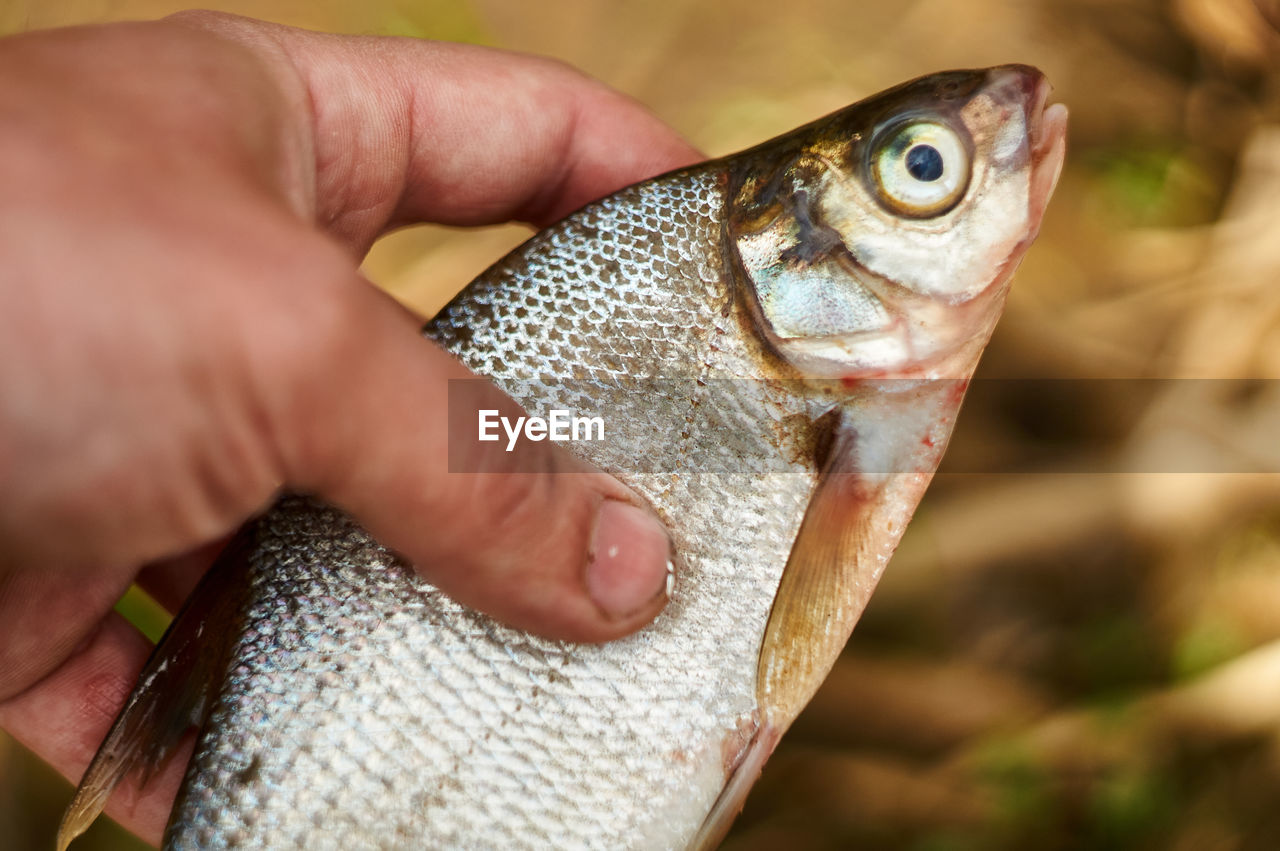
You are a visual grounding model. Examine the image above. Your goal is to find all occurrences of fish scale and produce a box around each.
[164,169,823,849]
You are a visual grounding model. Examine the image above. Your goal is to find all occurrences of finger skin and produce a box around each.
[0,614,188,848]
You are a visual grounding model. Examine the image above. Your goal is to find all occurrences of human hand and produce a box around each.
[0,12,698,843]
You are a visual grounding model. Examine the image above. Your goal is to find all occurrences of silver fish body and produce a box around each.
[176,171,816,850]
[61,66,1067,850]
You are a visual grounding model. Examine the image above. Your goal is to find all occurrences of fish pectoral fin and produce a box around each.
[755,392,949,730]
[58,525,256,851]
[755,424,877,731]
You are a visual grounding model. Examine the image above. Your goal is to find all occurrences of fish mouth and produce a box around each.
[979,65,1067,228]
[1025,75,1068,230]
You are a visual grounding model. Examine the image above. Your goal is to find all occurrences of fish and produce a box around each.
[59,65,1067,850]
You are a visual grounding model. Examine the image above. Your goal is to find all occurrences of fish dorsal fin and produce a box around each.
[57,526,256,851]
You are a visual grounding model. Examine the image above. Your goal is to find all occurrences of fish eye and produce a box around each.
[870,120,970,218]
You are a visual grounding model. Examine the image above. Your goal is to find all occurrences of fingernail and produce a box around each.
[586,499,673,620]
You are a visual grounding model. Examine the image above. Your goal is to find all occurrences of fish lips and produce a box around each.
[1028,81,1069,234]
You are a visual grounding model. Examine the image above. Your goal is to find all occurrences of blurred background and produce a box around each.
[3,0,1280,849]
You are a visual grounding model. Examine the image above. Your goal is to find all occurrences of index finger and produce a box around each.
[174,11,704,249]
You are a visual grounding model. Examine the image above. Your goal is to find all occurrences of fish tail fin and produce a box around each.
[58,525,257,850]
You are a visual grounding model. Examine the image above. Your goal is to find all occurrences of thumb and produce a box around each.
[162,12,691,640]
[277,276,673,643]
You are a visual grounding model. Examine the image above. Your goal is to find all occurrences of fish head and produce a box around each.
[727,65,1068,380]
[725,66,1068,754]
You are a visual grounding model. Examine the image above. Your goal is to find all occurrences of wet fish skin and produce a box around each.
[60,66,1066,850]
